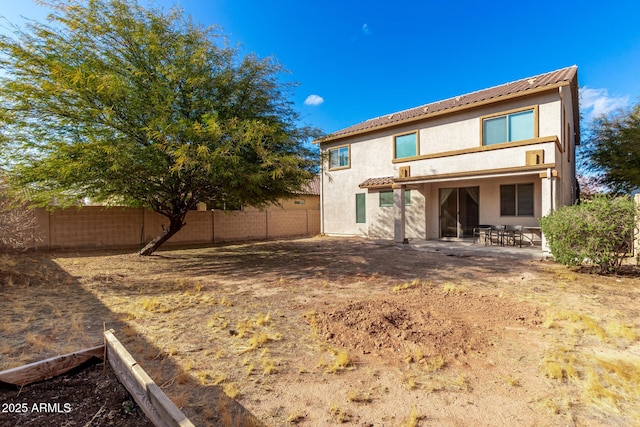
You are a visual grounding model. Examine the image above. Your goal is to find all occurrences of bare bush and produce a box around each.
[0,185,38,251]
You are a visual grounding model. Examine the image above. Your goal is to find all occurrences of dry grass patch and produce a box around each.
[542,307,640,420]
[392,278,424,292]
[3,239,640,426]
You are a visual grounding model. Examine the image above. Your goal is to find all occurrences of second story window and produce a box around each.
[394,131,418,159]
[483,108,536,146]
[328,145,350,170]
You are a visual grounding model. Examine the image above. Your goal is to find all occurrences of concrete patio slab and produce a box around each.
[377,238,551,261]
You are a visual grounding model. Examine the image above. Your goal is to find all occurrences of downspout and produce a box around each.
[547,167,555,212]
[320,150,325,235]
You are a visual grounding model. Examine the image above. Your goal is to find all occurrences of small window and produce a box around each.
[328,145,350,170]
[379,190,411,207]
[294,200,306,205]
[394,132,418,159]
[500,184,534,216]
[356,193,366,223]
[483,109,535,146]
[209,199,243,210]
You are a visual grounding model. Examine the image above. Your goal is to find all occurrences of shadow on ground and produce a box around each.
[0,252,261,426]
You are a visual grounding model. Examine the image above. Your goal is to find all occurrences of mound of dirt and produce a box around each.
[316,285,543,365]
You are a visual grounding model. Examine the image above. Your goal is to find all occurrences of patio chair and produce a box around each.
[472,225,492,245]
[489,225,506,246]
[505,225,523,247]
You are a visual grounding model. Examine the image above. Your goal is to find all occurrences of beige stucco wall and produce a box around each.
[321,88,576,242]
[365,188,426,239]
[419,92,560,155]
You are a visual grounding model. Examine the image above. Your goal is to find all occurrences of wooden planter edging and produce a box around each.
[0,332,195,427]
[103,329,195,427]
[0,344,104,387]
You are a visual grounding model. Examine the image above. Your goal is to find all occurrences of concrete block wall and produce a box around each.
[47,207,142,249]
[144,210,214,245]
[308,210,321,236]
[32,206,320,251]
[213,211,268,243]
[267,210,308,238]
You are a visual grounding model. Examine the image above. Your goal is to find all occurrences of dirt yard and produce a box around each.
[1,237,639,426]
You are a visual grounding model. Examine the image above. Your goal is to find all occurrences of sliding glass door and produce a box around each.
[439,187,479,238]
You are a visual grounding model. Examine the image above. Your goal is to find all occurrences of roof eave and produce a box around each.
[315,81,573,145]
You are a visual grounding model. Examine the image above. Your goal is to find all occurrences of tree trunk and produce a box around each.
[139,215,185,256]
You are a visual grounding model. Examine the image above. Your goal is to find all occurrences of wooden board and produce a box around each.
[0,345,104,387]
[104,330,194,427]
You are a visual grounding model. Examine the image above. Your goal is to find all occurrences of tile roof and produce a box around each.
[321,66,578,142]
[295,175,320,195]
[359,176,395,188]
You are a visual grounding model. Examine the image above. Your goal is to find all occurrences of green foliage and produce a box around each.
[0,0,319,254]
[582,103,640,193]
[540,196,637,273]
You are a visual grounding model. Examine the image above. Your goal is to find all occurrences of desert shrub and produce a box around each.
[540,196,637,273]
[0,182,38,251]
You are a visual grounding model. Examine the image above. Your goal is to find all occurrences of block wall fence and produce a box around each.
[32,206,320,251]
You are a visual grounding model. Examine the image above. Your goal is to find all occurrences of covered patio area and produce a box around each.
[384,238,549,261]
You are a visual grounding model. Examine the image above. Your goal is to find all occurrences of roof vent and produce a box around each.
[422,106,429,112]
[528,78,536,85]
[387,114,394,120]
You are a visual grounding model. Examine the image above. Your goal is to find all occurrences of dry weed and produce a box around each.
[347,388,373,403]
[287,410,306,424]
[399,407,422,427]
[442,283,466,294]
[261,356,278,375]
[393,278,423,292]
[326,349,352,373]
[422,354,445,373]
[222,382,239,399]
[329,403,352,423]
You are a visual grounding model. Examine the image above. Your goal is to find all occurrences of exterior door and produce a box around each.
[439,187,479,238]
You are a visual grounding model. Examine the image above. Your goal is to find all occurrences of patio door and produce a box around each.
[439,187,479,238]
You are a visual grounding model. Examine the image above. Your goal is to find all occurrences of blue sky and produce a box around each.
[2,0,639,135]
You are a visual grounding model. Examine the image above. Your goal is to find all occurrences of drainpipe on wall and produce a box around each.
[320,155,325,235]
[547,167,555,212]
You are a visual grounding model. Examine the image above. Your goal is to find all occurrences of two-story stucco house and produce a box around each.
[317,66,579,249]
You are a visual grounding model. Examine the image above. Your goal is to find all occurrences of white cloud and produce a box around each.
[362,23,372,36]
[304,94,324,106]
[579,87,630,120]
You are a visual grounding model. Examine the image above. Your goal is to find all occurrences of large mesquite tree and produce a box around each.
[0,0,318,255]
